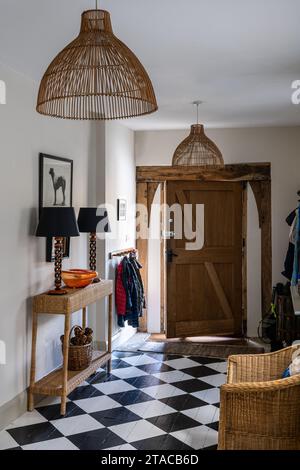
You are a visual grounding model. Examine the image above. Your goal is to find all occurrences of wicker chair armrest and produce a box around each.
[222,374,300,393]
[227,346,300,384]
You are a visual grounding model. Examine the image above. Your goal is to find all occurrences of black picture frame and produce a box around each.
[117,199,127,221]
[39,153,73,262]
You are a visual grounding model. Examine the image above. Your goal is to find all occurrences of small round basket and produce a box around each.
[61,325,93,371]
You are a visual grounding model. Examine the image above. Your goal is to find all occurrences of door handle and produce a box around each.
[162,230,175,239]
[167,249,178,263]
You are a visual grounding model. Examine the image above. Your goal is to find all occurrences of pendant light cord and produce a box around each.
[193,100,202,125]
[96,0,98,10]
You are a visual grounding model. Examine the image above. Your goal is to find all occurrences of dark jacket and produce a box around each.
[116,256,145,328]
[282,209,297,281]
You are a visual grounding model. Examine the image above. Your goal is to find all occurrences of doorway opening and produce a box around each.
[136,164,272,344]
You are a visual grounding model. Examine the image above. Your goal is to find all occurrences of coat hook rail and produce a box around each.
[109,248,137,259]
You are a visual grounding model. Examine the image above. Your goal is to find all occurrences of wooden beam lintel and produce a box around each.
[137,163,271,183]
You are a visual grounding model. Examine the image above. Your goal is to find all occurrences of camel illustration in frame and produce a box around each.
[39,153,73,262]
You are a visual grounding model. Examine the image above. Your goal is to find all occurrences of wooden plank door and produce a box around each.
[166,181,243,338]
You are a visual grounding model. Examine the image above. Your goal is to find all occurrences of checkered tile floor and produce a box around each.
[0,352,227,451]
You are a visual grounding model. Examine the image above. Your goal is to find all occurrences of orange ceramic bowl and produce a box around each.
[62,269,98,288]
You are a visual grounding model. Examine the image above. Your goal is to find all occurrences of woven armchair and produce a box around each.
[218,346,300,450]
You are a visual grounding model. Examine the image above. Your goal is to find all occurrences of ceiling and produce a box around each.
[1,0,300,130]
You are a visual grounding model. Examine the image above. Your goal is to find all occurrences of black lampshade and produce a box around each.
[36,207,80,238]
[78,208,111,233]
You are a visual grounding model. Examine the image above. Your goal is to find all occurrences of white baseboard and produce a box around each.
[112,325,137,350]
[93,340,108,351]
[0,389,28,432]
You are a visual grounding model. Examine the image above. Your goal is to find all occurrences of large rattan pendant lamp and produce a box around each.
[36,1,158,120]
[172,102,224,167]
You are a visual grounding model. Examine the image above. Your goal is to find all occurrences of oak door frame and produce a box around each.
[136,163,271,334]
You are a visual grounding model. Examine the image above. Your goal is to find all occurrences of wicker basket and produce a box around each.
[61,325,93,371]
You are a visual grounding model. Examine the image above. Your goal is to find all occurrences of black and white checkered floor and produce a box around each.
[0,352,227,451]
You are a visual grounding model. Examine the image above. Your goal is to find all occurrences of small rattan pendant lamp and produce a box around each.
[172,102,224,167]
[36,1,157,120]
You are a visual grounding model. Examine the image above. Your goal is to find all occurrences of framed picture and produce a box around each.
[117,199,127,221]
[39,153,73,262]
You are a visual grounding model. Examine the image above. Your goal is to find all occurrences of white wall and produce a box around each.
[0,62,93,409]
[85,122,106,346]
[135,127,300,336]
[0,62,137,424]
[84,121,137,345]
[105,122,136,341]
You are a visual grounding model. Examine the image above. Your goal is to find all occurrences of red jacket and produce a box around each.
[115,263,126,316]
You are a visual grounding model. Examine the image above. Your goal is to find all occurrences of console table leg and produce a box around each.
[61,313,71,416]
[28,311,38,411]
[82,307,87,330]
[107,293,113,373]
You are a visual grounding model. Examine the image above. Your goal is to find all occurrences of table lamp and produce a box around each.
[36,207,80,295]
[77,208,110,280]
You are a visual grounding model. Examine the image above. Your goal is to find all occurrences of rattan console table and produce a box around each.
[28,280,113,415]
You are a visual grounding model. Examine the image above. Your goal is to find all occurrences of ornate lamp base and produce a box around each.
[47,237,67,296]
[90,232,101,283]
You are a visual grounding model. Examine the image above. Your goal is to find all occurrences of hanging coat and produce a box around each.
[292,207,300,285]
[130,257,146,314]
[115,263,126,316]
[115,255,145,329]
[282,209,300,282]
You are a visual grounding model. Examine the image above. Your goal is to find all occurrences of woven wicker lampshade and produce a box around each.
[172,103,224,167]
[36,9,158,120]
